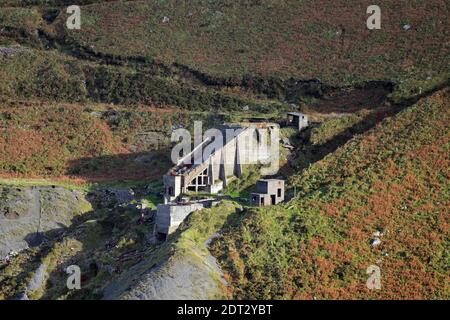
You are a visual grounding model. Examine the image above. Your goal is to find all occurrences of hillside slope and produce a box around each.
[54,0,449,84]
[0,100,233,180]
[0,186,91,259]
[211,88,449,299]
[104,201,240,300]
[0,0,448,301]
[1,1,448,106]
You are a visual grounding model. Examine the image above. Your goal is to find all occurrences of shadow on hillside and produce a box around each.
[65,149,172,183]
[310,82,393,113]
[280,80,449,182]
[14,194,238,300]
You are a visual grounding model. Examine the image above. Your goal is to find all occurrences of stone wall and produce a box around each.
[156,203,201,235]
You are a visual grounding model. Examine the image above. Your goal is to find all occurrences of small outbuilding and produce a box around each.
[286,112,308,131]
[251,179,285,207]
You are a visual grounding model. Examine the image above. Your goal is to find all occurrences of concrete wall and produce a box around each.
[160,123,280,235]
[251,179,285,206]
[256,180,269,193]
[155,200,220,236]
[251,193,272,206]
[298,115,308,131]
[190,126,270,190]
[164,124,279,202]
[256,180,284,194]
[208,181,223,194]
[251,192,284,206]
[163,175,182,203]
[287,113,309,131]
[267,180,284,197]
[156,202,205,235]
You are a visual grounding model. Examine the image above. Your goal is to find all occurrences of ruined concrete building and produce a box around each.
[251,179,285,207]
[156,122,279,238]
[163,123,279,204]
[287,112,308,131]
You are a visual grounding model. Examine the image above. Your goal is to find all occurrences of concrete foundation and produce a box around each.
[208,181,223,194]
[155,200,220,237]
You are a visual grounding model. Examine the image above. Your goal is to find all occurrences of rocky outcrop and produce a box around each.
[102,202,239,300]
[26,263,48,293]
[0,186,91,258]
[103,244,225,300]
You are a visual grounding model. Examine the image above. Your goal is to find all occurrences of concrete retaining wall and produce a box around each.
[155,200,220,236]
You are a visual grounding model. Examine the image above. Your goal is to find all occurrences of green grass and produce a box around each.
[2,1,448,107]
[309,112,369,146]
[211,88,450,299]
[140,183,164,210]
[0,178,87,190]
[224,164,263,201]
[176,200,241,252]
[0,0,448,301]
[0,7,38,28]
[0,46,291,111]
[0,178,165,194]
[390,71,450,103]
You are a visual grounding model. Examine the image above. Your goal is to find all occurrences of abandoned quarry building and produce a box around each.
[287,112,309,131]
[251,179,285,207]
[155,122,280,238]
[162,122,279,204]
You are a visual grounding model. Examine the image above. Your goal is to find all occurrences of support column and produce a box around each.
[208,158,215,185]
[234,136,243,177]
[219,148,227,188]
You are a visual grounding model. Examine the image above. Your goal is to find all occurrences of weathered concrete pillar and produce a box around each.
[208,158,214,185]
[234,136,243,178]
[219,148,227,188]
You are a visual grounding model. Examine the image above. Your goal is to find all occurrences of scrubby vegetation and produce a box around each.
[0,102,125,176]
[0,194,240,300]
[0,0,448,301]
[211,89,450,299]
[1,1,449,107]
[0,100,252,180]
[0,48,275,110]
[54,0,449,85]
[115,200,242,300]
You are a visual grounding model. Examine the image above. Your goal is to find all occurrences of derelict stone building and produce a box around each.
[286,112,309,131]
[163,122,279,204]
[250,179,285,207]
